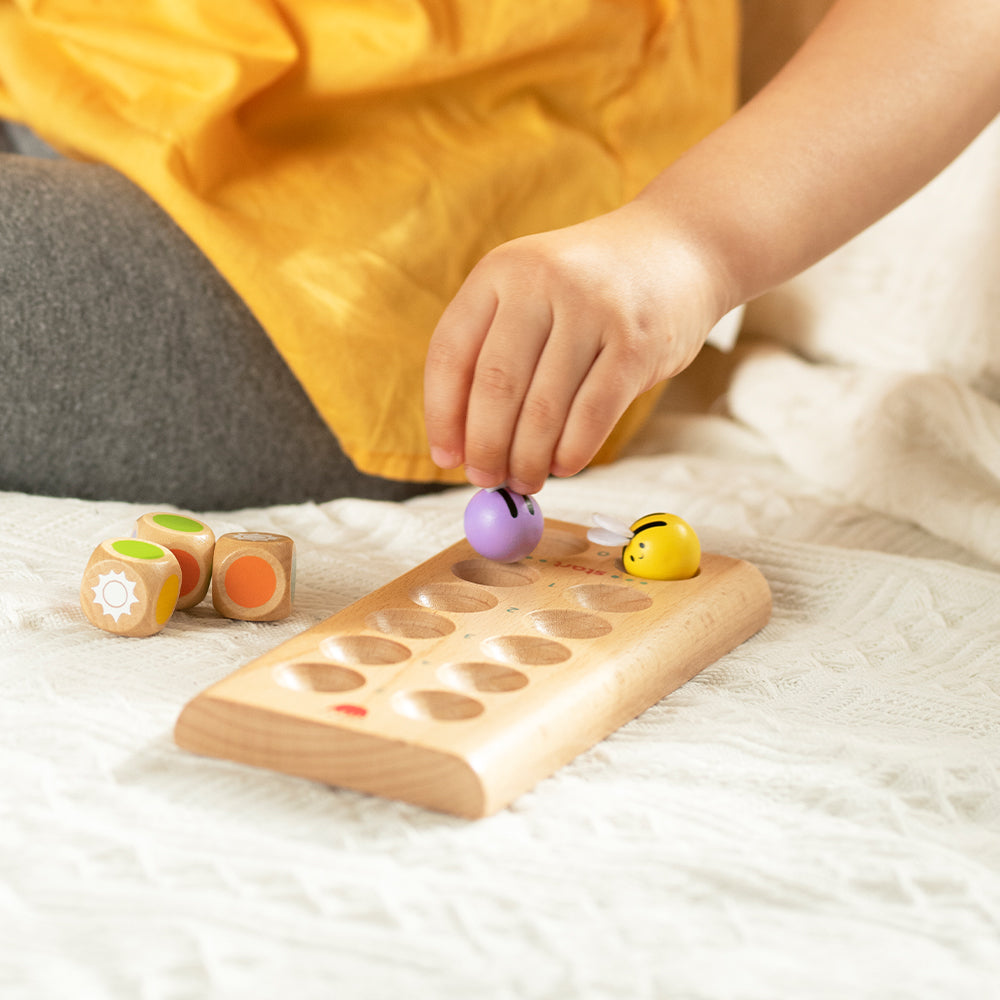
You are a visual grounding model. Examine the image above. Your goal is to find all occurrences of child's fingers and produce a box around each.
[423,282,498,469]
[461,295,555,488]
[550,349,641,479]
[504,313,600,495]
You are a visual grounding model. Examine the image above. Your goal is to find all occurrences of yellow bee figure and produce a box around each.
[587,512,701,581]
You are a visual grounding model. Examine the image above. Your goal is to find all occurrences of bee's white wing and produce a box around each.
[591,512,628,533]
[587,513,633,548]
[587,527,631,546]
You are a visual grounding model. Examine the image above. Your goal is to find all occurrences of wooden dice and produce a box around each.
[135,512,215,610]
[212,532,295,621]
[81,517,295,635]
[81,538,182,637]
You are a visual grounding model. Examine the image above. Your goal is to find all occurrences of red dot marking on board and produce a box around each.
[331,704,367,717]
[171,548,201,597]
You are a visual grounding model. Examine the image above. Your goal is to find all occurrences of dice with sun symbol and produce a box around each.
[212,531,295,621]
[81,538,183,637]
[135,512,215,610]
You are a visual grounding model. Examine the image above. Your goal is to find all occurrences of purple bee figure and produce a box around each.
[464,488,544,562]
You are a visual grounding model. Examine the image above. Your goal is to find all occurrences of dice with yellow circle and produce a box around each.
[81,538,182,637]
[135,512,215,610]
[212,531,295,621]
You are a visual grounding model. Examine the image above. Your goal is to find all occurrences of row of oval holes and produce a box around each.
[272,550,656,722]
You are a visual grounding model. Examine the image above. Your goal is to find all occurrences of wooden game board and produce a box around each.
[174,519,771,818]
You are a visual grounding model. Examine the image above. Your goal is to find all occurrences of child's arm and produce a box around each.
[424,0,1000,496]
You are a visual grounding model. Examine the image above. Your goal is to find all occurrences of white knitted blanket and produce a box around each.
[3,415,1000,999]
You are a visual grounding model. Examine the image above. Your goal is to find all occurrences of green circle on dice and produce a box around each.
[152,513,203,533]
[112,539,165,560]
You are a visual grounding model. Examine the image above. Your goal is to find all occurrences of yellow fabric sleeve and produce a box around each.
[0,0,738,483]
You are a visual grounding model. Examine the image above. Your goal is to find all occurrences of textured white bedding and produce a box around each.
[4,86,1000,1000]
[4,408,1000,999]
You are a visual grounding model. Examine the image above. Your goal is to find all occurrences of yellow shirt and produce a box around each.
[0,1,737,482]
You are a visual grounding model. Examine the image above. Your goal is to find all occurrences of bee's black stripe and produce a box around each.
[632,519,668,535]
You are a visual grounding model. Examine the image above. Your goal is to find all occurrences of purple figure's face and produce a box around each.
[464,488,544,562]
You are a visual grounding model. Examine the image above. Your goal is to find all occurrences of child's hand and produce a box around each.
[426,0,1000,498]
[424,202,722,496]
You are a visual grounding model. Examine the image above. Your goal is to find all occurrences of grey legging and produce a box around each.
[0,122,436,509]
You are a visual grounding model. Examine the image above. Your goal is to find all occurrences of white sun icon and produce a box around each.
[91,569,140,623]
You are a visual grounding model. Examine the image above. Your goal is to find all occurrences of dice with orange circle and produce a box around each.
[135,512,215,610]
[81,538,182,637]
[212,532,295,621]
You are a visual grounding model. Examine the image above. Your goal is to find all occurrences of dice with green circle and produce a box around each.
[81,538,182,636]
[135,512,215,610]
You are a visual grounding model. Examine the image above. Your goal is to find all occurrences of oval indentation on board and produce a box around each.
[319,634,410,666]
[452,559,540,588]
[438,661,530,694]
[532,530,589,559]
[364,607,455,639]
[527,609,612,639]
[481,634,572,666]
[273,662,366,693]
[409,582,499,614]
[392,689,485,722]
[570,583,653,614]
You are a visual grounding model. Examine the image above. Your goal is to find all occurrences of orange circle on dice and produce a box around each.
[225,555,276,608]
